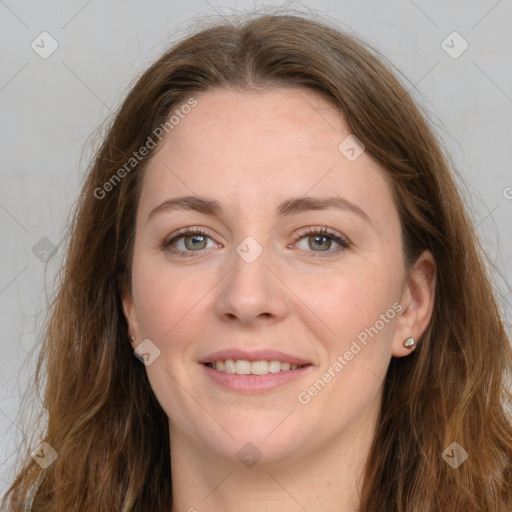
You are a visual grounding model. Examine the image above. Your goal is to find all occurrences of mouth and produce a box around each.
[203,359,310,375]
[199,349,313,394]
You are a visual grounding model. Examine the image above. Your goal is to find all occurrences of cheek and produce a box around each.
[301,266,401,400]
[294,261,401,338]
[299,272,399,419]
[131,259,213,344]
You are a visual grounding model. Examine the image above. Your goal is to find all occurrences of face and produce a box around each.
[122,87,433,467]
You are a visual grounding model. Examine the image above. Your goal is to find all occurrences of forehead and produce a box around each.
[154,87,347,165]
[139,87,398,232]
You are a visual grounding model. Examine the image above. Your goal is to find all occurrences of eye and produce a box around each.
[293,226,350,257]
[161,226,350,258]
[162,227,219,256]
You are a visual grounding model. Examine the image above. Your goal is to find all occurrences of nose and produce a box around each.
[214,241,288,327]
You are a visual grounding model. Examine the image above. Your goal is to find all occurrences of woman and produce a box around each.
[3,12,511,512]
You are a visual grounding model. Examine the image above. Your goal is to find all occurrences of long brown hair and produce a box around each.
[3,11,511,512]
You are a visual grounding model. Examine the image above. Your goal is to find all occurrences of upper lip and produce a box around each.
[200,349,312,366]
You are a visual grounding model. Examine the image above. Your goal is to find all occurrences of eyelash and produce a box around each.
[161,226,350,258]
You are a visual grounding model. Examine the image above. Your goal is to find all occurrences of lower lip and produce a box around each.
[202,364,312,394]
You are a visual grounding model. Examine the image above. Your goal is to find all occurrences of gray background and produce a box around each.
[1,0,511,498]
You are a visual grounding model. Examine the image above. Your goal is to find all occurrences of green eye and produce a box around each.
[182,233,208,250]
[294,227,350,257]
[308,235,334,251]
[163,228,214,255]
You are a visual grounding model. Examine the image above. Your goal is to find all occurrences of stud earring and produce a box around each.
[130,335,135,342]
[403,337,415,349]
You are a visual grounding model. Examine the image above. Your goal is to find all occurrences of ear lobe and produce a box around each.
[119,281,140,349]
[392,250,436,357]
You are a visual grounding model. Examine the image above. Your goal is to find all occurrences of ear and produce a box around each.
[119,280,141,350]
[392,250,436,357]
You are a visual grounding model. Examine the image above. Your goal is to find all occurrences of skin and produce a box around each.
[122,87,436,512]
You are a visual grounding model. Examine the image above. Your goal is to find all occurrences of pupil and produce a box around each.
[310,235,330,251]
[186,235,206,250]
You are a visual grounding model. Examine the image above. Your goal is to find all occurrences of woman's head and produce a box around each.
[121,84,436,472]
[4,12,511,512]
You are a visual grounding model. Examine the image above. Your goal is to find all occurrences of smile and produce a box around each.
[204,359,308,375]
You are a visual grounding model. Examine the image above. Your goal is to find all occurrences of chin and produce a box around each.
[198,413,312,466]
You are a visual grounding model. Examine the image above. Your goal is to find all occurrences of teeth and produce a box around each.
[250,360,269,375]
[208,359,305,375]
[224,360,236,373]
[235,360,251,375]
[268,361,281,373]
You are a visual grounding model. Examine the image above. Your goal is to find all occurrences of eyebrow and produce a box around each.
[147,195,370,223]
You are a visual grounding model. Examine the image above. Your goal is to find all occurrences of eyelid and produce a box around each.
[162,226,214,246]
[293,226,350,245]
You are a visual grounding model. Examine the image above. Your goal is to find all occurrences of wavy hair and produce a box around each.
[3,11,511,512]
